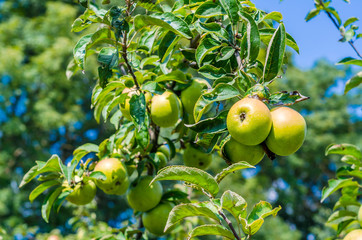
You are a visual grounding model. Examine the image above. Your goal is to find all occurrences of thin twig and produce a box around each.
[218,210,241,240]
[318,0,362,59]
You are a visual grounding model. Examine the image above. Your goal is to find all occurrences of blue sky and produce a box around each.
[253,0,362,69]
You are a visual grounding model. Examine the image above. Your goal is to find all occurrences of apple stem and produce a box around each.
[261,142,276,160]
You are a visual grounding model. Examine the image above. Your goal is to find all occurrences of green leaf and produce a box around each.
[259,28,299,53]
[134,13,192,39]
[195,1,225,18]
[268,91,310,106]
[196,36,223,66]
[325,144,362,160]
[263,11,283,22]
[54,190,72,213]
[151,166,219,197]
[66,59,80,80]
[321,178,359,202]
[89,171,107,180]
[141,81,165,95]
[98,47,118,68]
[344,17,359,28]
[73,34,93,70]
[215,162,255,183]
[221,190,247,222]
[161,190,189,201]
[130,93,150,149]
[155,70,187,83]
[337,57,362,67]
[20,166,40,188]
[341,155,360,165]
[219,0,239,24]
[325,7,341,26]
[327,210,356,224]
[187,224,235,240]
[337,166,362,179]
[194,83,240,122]
[217,46,235,62]
[98,66,113,89]
[73,143,99,162]
[196,22,229,41]
[195,133,223,154]
[344,71,362,94]
[263,23,286,82]
[165,203,221,231]
[241,201,281,235]
[159,31,181,62]
[248,201,281,223]
[185,111,228,134]
[29,180,60,203]
[140,55,159,69]
[305,9,320,22]
[198,65,227,79]
[239,11,260,63]
[41,187,63,223]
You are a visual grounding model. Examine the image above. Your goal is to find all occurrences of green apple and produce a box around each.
[224,138,265,165]
[127,176,163,212]
[151,91,182,127]
[265,107,307,156]
[94,158,129,195]
[120,88,152,121]
[181,79,209,123]
[343,229,362,240]
[183,145,212,170]
[227,97,272,146]
[142,202,174,236]
[358,205,362,227]
[66,180,96,205]
[155,152,167,169]
[157,145,171,160]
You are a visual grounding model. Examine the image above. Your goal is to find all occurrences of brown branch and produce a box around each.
[218,210,241,240]
[318,0,362,59]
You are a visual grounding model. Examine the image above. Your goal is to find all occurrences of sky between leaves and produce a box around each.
[254,0,362,69]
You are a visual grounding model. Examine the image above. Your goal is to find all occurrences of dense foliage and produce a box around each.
[0,0,360,239]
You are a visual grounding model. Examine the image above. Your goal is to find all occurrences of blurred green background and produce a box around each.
[0,0,361,239]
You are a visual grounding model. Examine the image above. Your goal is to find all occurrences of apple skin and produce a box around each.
[142,202,174,236]
[265,107,307,156]
[181,79,209,123]
[66,180,96,205]
[343,230,362,240]
[155,152,167,169]
[127,176,163,212]
[151,91,182,128]
[120,88,152,121]
[224,138,265,165]
[158,145,171,160]
[358,205,362,227]
[94,158,129,195]
[227,98,272,146]
[183,145,212,170]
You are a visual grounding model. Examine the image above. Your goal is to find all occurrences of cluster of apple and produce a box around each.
[224,97,307,165]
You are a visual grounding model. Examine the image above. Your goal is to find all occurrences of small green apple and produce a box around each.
[120,88,152,121]
[142,202,174,236]
[183,145,212,170]
[157,145,171,160]
[155,152,167,169]
[66,180,96,205]
[224,138,265,165]
[343,229,362,240]
[227,97,272,146]
[94,158,129,195]
[181,79,209,123]
[127,176,163,212]
[265,107,306,156]
[151,91,182,127]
